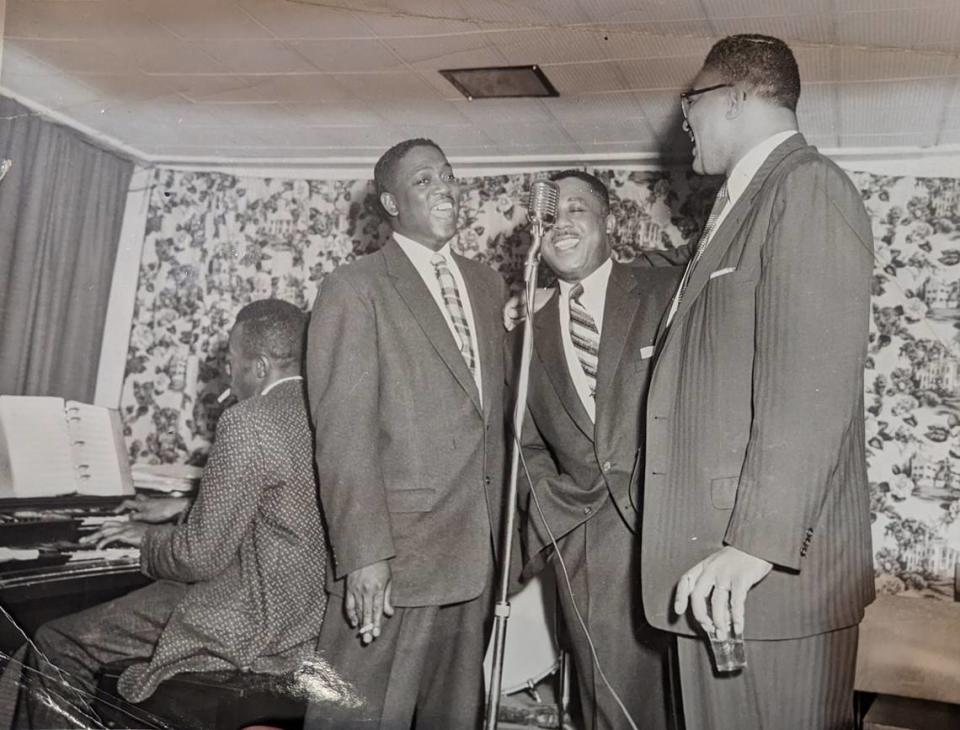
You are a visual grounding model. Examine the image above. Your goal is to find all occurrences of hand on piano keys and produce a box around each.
[79,520,148,550]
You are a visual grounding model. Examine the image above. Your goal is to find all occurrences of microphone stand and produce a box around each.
[484,215,546,730]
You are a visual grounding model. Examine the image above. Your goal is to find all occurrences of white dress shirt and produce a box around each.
[557,257,613,423]
[393,233,483,402]
[260,375,303,396]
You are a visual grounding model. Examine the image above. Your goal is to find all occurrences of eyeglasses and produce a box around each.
[679,83,733,120]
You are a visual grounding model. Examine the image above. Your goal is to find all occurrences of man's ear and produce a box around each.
[255,355,269,379]
[380,191,399,217]
[726,85,746,120]
[605,212,616,236]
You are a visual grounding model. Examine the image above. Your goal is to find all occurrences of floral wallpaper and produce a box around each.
[120,165,960,599]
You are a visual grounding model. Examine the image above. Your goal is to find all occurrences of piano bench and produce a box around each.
[93,661,306,730]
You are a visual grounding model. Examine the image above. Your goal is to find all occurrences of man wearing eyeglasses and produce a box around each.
[639,35,875,729]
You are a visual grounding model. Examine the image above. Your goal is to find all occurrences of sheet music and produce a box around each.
[65,402,129,497]
[0,396,77,497]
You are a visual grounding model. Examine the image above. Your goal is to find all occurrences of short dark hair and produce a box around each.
[373,138,445,198]
[703,34,801,112]
[549,169,610,211]
[233,298,306,369]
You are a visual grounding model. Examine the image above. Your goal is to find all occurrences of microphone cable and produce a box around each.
[511,295,640,730]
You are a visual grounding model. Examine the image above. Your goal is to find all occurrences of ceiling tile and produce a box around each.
[1,68,104,110]
[591,23,716,60]
[172,73,355,103]
[840,47,955,82]
[618,56,705,90]
[792,45,837,84]
[481,121,574,146]
[131,0,275,41]
[561,118,654,144]
[201,40,318,74]
[544,62,628,94]
[836,7,960,52]
[487,28,607,65]
[289,39,400,72]
[577,0,710,23]
[234,0,376,39]
[544,93,645,123]
[457,0,592,25]
[5,0,158,41]
[451,98,554,124]
[108,38,226,75]
[10,39,127,74]
[370,98,468,125]
[710,14,835,44]
[332,71,442,101]
[383,32,493,65]
[353,0,478,37]
[284,101,383,127]
[703,0,834,17]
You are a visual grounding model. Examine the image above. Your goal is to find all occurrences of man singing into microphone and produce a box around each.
[304,138,508,729]
[516,170,681,730]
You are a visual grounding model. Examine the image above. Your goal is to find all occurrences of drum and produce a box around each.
[483,570,560,694]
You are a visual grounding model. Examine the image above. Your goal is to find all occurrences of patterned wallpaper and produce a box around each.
[120,166,960,599]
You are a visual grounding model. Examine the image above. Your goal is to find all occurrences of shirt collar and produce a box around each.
[557,256,614,301]
[726,130,799,202]
[260,375,303,397]
[393,231,453,266]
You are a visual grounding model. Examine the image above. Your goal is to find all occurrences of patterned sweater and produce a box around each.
[118,379,328,702]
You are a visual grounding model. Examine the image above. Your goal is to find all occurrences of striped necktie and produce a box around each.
[431,253,476,376]
[569,283,600,399]
[667,181,730,326]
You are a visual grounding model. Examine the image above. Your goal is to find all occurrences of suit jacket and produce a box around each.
[519,263,682,568]
[120,380,328,702]
[306,238,507,607]
[641,134,876,640]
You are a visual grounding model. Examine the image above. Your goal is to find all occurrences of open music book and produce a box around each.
[0,396,134,499]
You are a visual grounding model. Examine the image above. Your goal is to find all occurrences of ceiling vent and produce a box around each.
[439,65,558,100]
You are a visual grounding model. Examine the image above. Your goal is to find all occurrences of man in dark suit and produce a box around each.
[11,299,328,729]
[641,35,875,729]
[304,139,507,729]
[517,170,681,730]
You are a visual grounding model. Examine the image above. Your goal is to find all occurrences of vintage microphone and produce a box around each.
[485,178,559,730]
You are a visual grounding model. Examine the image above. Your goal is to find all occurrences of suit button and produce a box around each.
[583,506,592,515]
[484,476,491,485]
[602,461,612,473]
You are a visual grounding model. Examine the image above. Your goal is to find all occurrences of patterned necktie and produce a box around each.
[431,253,476,376]
[667,182,730,325]
[569,283,600,399]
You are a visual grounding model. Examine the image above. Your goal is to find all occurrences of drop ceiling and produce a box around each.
[2,0,959,163]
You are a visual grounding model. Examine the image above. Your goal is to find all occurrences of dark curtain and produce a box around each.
[0,96,134,401]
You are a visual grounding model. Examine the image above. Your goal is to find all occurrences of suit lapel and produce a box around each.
[383,240,482,414]
[456,252,498,422]
[667,134,809,336]
[594,263,640,420]
[533,292,594,440]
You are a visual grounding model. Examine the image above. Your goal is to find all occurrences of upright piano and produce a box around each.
[0,495,150,654]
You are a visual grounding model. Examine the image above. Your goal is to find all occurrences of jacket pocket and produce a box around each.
[386,488,437,513]
[710,477,739,510]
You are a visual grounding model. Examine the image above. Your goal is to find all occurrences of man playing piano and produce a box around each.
[7,298,329,729]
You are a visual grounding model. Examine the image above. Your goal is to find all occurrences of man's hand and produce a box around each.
[502,288,556,331]
[345,560,394,645]
[80,521,149,549]
[115,495,191,524]
[674,546,773,639]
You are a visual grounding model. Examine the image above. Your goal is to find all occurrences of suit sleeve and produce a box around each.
[724,160,873,570]
[306,272,395,580]
[141,406,263,582]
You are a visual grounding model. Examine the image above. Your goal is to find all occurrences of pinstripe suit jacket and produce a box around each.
[518,263,681,568]
[306,238,507,607]
[641,135,876,640]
